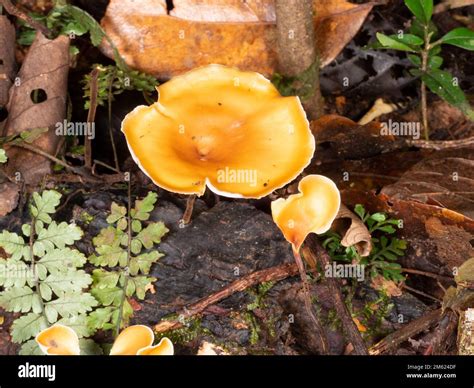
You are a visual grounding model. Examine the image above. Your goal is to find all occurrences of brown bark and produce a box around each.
[275,0,323,119]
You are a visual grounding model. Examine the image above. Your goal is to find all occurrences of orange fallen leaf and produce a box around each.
[352,317,367,333]
[370,274,403,297]
[100,0,373,78]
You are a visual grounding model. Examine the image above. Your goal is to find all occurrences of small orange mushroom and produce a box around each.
[121,64,315,199]
[35,324,174,356]
[271,174,341,252]
[35,324,80,356]
[110,325,174,356]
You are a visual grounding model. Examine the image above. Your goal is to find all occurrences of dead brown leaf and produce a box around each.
[333,203,372,257]
[0,182,19,217]
[4,33,69,185]
[100,0,373,78]
[370,274,403,297]
[0,15,15,108]
[382,147,474,219]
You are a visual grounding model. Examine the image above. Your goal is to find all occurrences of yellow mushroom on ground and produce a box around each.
[121,64,315,199]
[271,174,341,252]
[35,324,173,356]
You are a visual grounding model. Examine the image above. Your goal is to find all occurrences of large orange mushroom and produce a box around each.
[121,64,315,199]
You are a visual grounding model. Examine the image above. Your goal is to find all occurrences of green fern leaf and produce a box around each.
[11,312,47,343]
[44,293,97,323]
[131,192,158,221]
[34,222,83,256]
[90,245,127,267]
[19,339,44,355]
[135,222,168,249]
[129,252,162,276]
[0,231,29,261]
[37,247,86,273]
[0,286,41,313]
[29,191,61,225]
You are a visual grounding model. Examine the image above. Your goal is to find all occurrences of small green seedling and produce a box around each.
[373,0,474,139]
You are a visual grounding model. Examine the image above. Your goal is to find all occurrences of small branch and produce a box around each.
[181,194,196,225]
[402,284,442,303]
[407,136,474,150]
[85,67,99,170]
[401,267,454,282]
[107,67,120,172]
[303,235,369,355]
[420,26,430,140]
[154,262,298,333]
[369,309,441,355]
[11,142,100,181]
[0,0,51,37]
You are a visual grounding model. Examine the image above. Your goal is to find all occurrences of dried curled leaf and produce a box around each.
[332,204,372,257]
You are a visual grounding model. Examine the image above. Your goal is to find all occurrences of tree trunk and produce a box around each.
[275,0,323,119]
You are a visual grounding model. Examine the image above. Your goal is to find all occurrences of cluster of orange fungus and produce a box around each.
[271,175,341,251]
[121,64,315,198]
[35,324,173,356]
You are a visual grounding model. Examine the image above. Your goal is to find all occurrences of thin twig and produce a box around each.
[402,284,442,303]
[420,26,430,140]
[11,142,101,182]
[85,67,99,170]
[408,136,474,150]
[369,309,442,355]
[107,67,120,172]
[401,267,454,282]
[181,194,197,225]
[154,262,298,333]
[303,235,369,355]
[0,0,51,37]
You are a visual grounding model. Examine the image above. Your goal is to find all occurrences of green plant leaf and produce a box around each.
[87,307,115,331]
[0,149,7,163]
[0,259,33,288]
[409,18,437,39]
[19,339,44,355]
[422,69,474,120]
[131,192,158,221]
[135,222,168,249]
[0,231,29,261]
[90,244,127,267]
[42,269,92,298]
[92,226,125,248]
[30,191,62,224]
[91,287,123,306]
[92,269,121,288]
[79,338,104,355]
[58,314,95,338]
[106,202,127,224]
[60,5,105,46]
[405,0,433,24]
[440,27,474,51]
[37,247,86,273]
[127,276,155,299]
[376,33,420,52]
[129,252,163,276]
[34,221,83,256]
[11,312,47,343]
[0,286,41,313]
[44,293,97,323]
